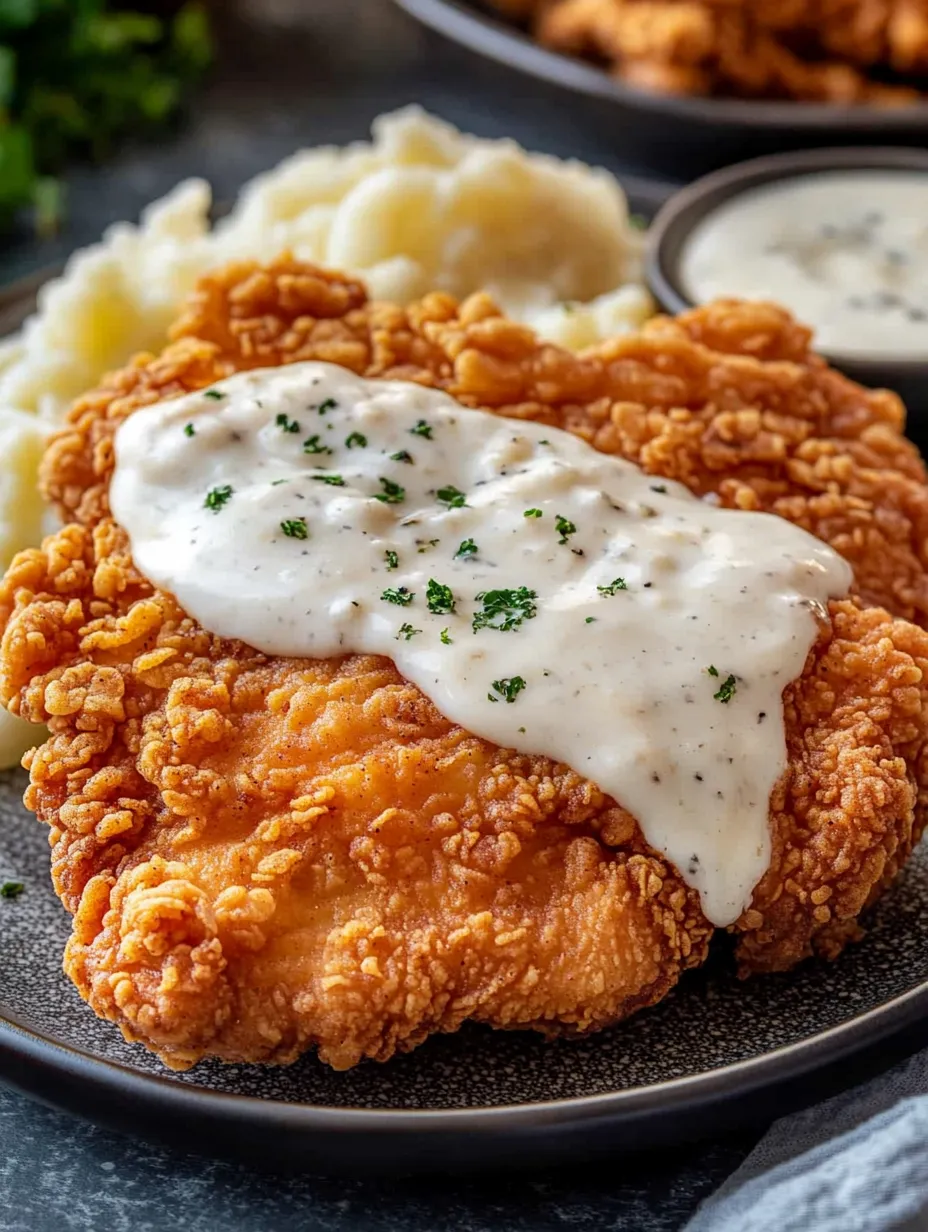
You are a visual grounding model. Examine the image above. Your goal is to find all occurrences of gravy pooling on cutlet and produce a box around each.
[110,360,851,926]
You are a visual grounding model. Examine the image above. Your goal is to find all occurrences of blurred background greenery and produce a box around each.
[0,0,211,235]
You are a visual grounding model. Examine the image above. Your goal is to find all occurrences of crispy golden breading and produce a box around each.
[4,257,928,1071]
[517,0,928,102]
[46,258,928,625]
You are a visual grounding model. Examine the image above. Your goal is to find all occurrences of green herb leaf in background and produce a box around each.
[0,0,211,235]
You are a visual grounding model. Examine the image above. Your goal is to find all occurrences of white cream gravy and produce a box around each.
[680,170,928,359]
[111,362,852,926]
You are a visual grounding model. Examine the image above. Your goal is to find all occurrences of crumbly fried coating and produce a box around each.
[46,258,928,625]
[5,257,928,1070]
[525,0,928,102]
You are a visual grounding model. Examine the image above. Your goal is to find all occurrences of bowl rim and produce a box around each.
[645,146,928,377]
[393,0,928,131]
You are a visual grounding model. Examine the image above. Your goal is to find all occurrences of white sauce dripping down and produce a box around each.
[111,362,852,926]
[680,170,928,359]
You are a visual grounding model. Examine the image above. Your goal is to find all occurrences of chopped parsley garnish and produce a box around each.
[707,665,719,676]
[312,474,346,486]
[585,616,596,624]
[183,423,195,437]
[539,439,550,445]
[374,477,406,504]
[410,419,433,439]
[598,578,628,596]
[554,514,577,544]
[417,539,440,553]
[488,676,527,704]
[384,549,399,571]
[650,484,667,494]
[381,586,414,607]
[713,674,738,704]
[345,432,367,449]
[303,435,332,455]
[455,538,478,559]
[390,450,414,464]
[523,508,543,519]
[1,881,23,899]
[440,628,452,645]
[426,579,456,615]
[280,518,308,539]
[204,484,233,513]
[203,388,224,400]
[271,479,288,486]
[396,623,421,641]
[473,587,537,633]
[276,412,300,433]
[437,485,467,509]
[317,398,338,414]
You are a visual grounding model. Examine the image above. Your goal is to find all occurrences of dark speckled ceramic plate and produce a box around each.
[4,767,928,1171]
[2,267,928,1175]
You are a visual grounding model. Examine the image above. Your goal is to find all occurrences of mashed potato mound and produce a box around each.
[1,107,650,428]
[0,107,652,765]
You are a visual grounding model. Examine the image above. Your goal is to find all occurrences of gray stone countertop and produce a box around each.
[0,1,755,1227]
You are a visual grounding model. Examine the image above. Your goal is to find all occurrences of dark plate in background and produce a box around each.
[2,268,928,1173]
[393,0,928,177]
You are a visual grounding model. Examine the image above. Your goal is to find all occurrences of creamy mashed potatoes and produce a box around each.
[0,107,652,766]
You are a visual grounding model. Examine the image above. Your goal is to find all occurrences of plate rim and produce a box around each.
[394,0,928,131]
[4,960,928,1134]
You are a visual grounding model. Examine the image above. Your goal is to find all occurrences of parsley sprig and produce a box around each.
[554,514,576,544]
[204,484,233,512]
[473,587,537,633]
[437,485,466,509]
[488,676,527,704]
[382,586,414,607]
[598,578,628,596]
[375,478,405,504]
[707,666,738,703]
[304,435,332,455]
[426,579,456,615]
[280,517,308,539]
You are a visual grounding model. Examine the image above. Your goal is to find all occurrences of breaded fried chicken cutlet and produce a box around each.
[509,0,928,103]
[2,257,928,1072]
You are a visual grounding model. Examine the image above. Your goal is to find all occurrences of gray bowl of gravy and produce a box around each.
[646,148,928,413]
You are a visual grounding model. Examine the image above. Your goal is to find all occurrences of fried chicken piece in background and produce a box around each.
[519,0,928,101]
[4,258,928,1071]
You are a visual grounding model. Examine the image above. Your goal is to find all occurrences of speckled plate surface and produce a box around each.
[4,753,928,1171]
[3,271,928,1175]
